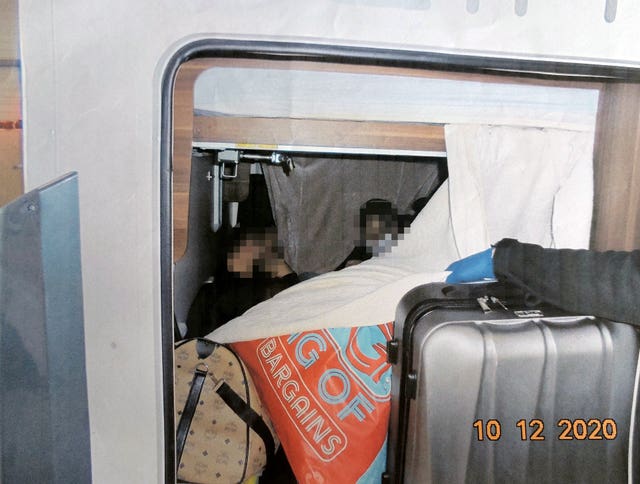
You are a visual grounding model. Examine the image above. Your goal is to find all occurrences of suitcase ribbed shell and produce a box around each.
[386,283,640,484]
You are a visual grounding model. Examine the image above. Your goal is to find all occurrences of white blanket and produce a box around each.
[209,125,594,343]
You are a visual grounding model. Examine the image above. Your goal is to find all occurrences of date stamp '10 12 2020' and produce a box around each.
[473,418,618,442]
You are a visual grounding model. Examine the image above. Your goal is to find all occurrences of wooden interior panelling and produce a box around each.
[591,82,640,251]
[193,116,446,152]
[0,130,23,205]
[0,0,23,206]
[173,60,213,260]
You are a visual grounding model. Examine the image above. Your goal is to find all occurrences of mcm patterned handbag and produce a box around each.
[174,338,276,484]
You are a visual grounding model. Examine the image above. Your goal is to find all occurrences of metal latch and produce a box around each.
[491,296,508,311]
[477,296,492,314]
[218,150,239,179]
[477,295,509,314]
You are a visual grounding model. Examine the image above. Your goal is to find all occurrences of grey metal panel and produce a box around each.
[389,283,640,484]
[173,152,219,331]
[0,172,91,483]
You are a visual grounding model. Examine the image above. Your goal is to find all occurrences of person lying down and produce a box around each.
[207,186,455,345]
[186,227,300,338]
[190,198,417,340]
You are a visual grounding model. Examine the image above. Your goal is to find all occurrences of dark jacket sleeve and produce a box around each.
[493,238,640,325]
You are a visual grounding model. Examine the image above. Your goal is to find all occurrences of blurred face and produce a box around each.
[363,213,399,256]
[227,236,263,277]
[227,229,283,277]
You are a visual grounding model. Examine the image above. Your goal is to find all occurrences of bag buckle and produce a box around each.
[204,370,225,392]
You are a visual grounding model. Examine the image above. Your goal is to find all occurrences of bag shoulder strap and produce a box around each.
[175,369,276,472]
[215,381,276,468]
[176,365,208,463]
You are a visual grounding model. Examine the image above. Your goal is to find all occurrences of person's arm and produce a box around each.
[446,239,640,324]
[492,239,640,324]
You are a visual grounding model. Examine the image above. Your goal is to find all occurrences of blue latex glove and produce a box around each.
[445,247,495,283]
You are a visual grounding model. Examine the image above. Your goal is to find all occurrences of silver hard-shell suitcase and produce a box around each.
[383,282,640,484]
